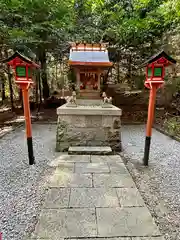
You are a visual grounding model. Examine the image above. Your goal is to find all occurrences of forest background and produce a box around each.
[0,0,180,135]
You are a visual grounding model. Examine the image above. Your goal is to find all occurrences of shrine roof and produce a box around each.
[69,43,113,67]
[141,50,176,67]
[0,51,40,68]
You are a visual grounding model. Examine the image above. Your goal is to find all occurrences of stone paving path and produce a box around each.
[30,154,164,240]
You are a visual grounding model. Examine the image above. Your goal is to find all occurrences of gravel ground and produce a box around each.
[0,123,59,240]
[121,125,180,240]
[1,123,180,240]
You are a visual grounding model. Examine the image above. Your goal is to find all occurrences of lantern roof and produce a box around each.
[69,43,113,67]
[141,50,176,67]
[0,51,40,68]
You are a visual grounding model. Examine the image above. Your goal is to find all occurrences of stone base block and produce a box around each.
[56,101,122,152]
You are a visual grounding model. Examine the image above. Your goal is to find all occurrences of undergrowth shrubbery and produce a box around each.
[164,116,180,137]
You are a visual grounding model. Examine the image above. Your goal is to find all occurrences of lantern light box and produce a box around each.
[142,50,176,89]
[16,66,32,78]
[148,67,163,77]
[16,66,26,77]
[1,51,39,85]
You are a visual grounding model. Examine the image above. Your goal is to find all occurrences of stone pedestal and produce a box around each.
[56,100,122,152]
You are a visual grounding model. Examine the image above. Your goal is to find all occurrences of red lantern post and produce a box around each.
[142,51,176,166]
[1,52,40,165]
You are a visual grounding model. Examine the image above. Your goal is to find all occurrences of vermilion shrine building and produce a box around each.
[69,43,113,98]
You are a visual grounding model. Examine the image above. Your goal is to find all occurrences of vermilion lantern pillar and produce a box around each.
[1,51,40,165]
[142,51,176,166]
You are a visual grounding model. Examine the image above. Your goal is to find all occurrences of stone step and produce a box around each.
[68,146,112,155]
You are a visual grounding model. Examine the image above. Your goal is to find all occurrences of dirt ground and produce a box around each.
[0,101,178,140]
[0,105,168,125]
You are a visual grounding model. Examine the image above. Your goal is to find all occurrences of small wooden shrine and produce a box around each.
[69,43,113,99]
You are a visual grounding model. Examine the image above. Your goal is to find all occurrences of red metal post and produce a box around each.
[143,85,157,166]
[22,84,35,165]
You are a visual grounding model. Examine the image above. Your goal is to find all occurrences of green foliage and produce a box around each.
[0,0,75,51]
[67,69,76,84]
[0,0,179,53]
[134,75,145,89]
[164,116,180,136]
[1,0,180,100]
[165,77,180,96]
[1,0,179,59]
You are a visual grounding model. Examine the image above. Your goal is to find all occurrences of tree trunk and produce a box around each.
[56,63,58,82]
[35,70,39,109]
[38,48,50,101]
[1,76,6,102]
[104,67,111,85]
[4,50,14,111]
[117,51,120,83]
[37,70,42,104]
[19,88,23,109]
[19,88,22,101]
[128,54,133,88]
[117,62,120,83]
[0,50,5,103]
[7,65,15,111]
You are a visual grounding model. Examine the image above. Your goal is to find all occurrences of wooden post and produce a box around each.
[76,68,80,90]
[143,85,157,166]
[22,84,35,165]
[97,69,101,91]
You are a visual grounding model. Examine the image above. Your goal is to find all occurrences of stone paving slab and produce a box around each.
[132,237,165,240]
[96,207,160,237]
[43,188,70,208]
[69,146,112,155]
[75,162,110,173]
[74,238,131,240]
[69,188,119,207]
[52,163,75,173]
[107,155,124,162]
[116,188,145,207]
[93,173,136,188]
[27,237,160,240]
[28,238,64,240]
[90,155,112,163]
[91,155,123,163]
[48,154,90,166]
[48,173,92,187]
[32,154,164,240]
[108,162,130,174]
[34,208,97,238]
[28,237,164,240]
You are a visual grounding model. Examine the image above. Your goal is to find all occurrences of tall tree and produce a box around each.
[0,0,74,100]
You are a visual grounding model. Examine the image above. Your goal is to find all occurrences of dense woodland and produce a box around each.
[0,0,180,134]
